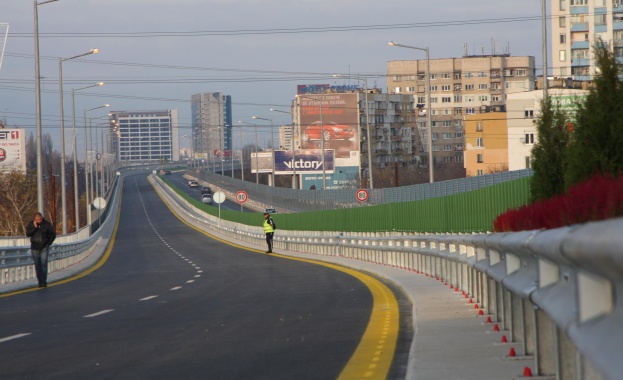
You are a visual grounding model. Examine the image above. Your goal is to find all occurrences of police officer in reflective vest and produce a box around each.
[263,212,276,253]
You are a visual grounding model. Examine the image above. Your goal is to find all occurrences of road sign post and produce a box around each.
[356,189,369,202]
[235,190,248,212]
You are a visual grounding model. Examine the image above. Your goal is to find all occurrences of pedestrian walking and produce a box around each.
[263,212,276,253]
[25,212,56,288]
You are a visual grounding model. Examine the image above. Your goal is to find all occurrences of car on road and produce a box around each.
[302,121,355,142]
[164,170,172,175]
[201,186,212,194]
[264,207,277,214]
[188,180,199,187]
[201,194,213,205]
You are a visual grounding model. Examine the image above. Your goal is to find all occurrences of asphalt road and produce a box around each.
[0,174,405,379]
[165,171,250,212]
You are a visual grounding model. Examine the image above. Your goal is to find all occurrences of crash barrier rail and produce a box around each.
[0,175,122,286]
[193,167,533,212]
[151,174,622,380]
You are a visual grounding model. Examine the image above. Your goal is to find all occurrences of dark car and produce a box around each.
[201,186,212,195]
[164,170,172,175]
[302,121,355,142]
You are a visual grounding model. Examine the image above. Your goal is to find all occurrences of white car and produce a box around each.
[201,194,213,204]
[188,180,199,187]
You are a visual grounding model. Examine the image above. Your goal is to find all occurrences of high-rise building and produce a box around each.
[551,0,623,80]
[386,55,535,168]
[191,92,232,160]
[108,110,179,162]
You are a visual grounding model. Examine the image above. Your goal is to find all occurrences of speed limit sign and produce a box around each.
[356,189,369,202]
[235,190,248,203]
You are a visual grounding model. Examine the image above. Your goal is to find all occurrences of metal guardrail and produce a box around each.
[3,173,619,379]
[195,168,533,212]
[151,174,622,380]
[0,175,122,286]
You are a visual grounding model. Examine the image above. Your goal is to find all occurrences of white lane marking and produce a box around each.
[194,275,201,278]
[84,309,114,318]
[186,280,195,283]
[0,333,31,343]
[140,295,159,301]
[170,286,182,291]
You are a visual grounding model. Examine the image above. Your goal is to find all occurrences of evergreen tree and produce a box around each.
[530,98,571,201]
[565,42,623,188]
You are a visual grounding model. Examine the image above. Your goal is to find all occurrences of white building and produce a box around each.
[506,89,588,171]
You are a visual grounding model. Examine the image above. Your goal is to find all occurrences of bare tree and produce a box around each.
[0,169,37,236]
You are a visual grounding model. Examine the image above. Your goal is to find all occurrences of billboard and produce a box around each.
[274,149,334,175]
[250,151,275,173]
[297,93,360,168]
[0,129,26,173]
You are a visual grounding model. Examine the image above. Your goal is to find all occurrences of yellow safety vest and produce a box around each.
[263,218,274,233]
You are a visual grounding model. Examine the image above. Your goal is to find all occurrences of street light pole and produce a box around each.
[388,41,434,183]
[34,0,59,216]
[270,108,297,189]
[71,82,104,232]
[83,104,109,227]
[58,49,98,234]
[298,95,326,189]
[333,74,373,188]
[252,116,275,186]
[238,121,258,184]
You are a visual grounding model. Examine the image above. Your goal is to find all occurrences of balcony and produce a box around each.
[571,23,589,32]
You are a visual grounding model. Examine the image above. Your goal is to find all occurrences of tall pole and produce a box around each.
[83,110,90,225]
[542,0,548,101]
[388,42,434,183]
[240,127,244,181]
[71,89,79,231]
[363,78,373,189]
[270,108,297,189]
[255,125,259,184]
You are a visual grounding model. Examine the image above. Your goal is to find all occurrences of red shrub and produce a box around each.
[493,172,623,232]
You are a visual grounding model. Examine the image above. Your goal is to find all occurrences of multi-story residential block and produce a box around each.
[551,0,623,80]
[191,92,232,159]
[506,88,588,171]
[386,55,536,168]
[108,110,179,162]
[463,112,509,176]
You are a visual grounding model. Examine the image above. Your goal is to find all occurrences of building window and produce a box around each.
[465,84,474,90]
[433,145,440,152]
[456,154,464,162]
[559,0,566,11]
[443,133,453,139]
[418,74,426,80]
[477,169,484,176]
[454,107,462,115]
[478,84,488,90]
[524,133,535,144]
[594,14,607,26]
[478,95,489,102]
[490,83,499,90]
[443,144,453,151]
[570,0,587,5]
[407,86,415,92]
[430,85,438,91]
[478,72,488,78]
[417,96,426,104]
[442,97,452,103]
[393,75,402,81]
[455,132,464,138]
[492,95,501,102]
[442,121,452,127]
[516,69,527,76]
[560,34,566,44]
[442,109,452,115]
[477,154,484,163]
[559,50,567,62]
[559,16,566,28]
[476,122,483,132]
[444,156,453,162]
[430,97,438,103]
[476,137,483,147]
[454,72,462,79]
[406,75,416,80]
[464,72,474,78]
[525,156,531,169]
[454,95,462,103]
[524,109,534,118]
[442,85,451,91]
[430,74,437,80]
[394,87,401,93]
[465,96,474,103]
[466,108,475,114]
[432,133,438,140]
[441,73,451,79]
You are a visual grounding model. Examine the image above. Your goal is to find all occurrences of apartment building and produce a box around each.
[463,112,509,176]
[108,110,179,162]
[551,0,623,80]
[191,92,232,159]
[386,55,536,167]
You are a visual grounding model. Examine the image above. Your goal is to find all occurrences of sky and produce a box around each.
[0,0,549,158]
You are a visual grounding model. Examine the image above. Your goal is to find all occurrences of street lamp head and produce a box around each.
[388,41,397,47]
[91,48,100,54]
[97,82,104,86]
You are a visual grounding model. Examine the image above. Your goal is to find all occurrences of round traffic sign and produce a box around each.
[356,189,369,202]
[235,190,248,203]
[212,191,226,204]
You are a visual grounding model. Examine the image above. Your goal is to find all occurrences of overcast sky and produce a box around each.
[0,0,548,156]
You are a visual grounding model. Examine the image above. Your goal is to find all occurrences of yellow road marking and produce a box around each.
[153,179,401,379]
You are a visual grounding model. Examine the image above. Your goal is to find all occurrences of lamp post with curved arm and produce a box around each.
[270,108,297,189]
[71,82,104,231]
[388,41,434,183]
[333,74,373,188]
[59,49,99,234]
[83,104,109,227]
[34,0,59,215]
[238,121,258,184]
[252,116,275,186]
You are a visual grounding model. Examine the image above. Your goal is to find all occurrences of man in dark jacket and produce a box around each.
[26,212,56,288]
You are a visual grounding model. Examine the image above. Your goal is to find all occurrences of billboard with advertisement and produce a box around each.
[0,129,26,173]
[297,93,360,168]
[300,165,359,190]
[250,151,275,173]
[274,149,334,175]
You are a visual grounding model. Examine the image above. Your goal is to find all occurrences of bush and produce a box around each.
[493,172,623,232]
